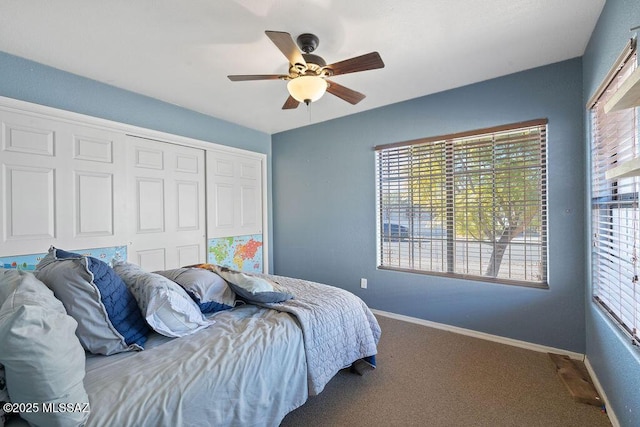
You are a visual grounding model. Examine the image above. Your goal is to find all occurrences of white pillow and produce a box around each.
[0,269,89,427]
[113,262,215,337]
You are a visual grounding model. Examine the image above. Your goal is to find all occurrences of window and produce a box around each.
[375,120,548,287]
[589,39,639,345]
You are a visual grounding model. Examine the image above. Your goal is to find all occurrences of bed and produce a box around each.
[0,247,380,427]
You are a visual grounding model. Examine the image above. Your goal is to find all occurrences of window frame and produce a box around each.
[588,38,639,347]
[375,119,548,288]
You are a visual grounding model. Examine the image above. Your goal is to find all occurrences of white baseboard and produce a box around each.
[584,357,619,427]
[372,309,585,359]
[372,309,617,425]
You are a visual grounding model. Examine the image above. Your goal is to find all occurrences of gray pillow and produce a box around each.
[113,262,215,337]
[35,247,149,355]
[190,264,293,304]
[154,267,236,313]
[0,269,89,427]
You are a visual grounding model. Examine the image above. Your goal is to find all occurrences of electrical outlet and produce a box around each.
[360,278,368,289]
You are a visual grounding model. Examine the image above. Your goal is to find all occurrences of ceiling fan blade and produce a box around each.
[282,95,300,109]
[326,80,366,105]
[325,52,384,76]
[265,31,307,67]
[228,74,284,81]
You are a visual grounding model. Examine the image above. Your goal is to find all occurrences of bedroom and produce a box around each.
[0,0,639,426]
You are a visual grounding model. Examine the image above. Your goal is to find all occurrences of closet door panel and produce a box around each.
[73,135,113,163]
[176,181,200,230]
[67,125,126,249]
[3,123,54,156]
[126,136,206,271]
[240,185,258,229]
[75,171,114,237]
[0,110,125,255]
[4,165,55,240]
[136,178,165,233]
[207,150,262,238]
[177,244,200,267]
[212,182,235,229]
[135,248,166,273]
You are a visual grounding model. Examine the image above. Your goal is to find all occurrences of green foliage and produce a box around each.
[407,129,543,277]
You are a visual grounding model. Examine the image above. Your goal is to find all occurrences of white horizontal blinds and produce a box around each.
[451,126,546,283]
[376,142,448,272]
[376,120,547,286]
[591,50,639,344]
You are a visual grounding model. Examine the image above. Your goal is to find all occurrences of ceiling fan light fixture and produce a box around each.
[228,31,385,109]
[287,75,327,105]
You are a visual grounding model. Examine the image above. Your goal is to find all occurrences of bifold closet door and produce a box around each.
[207,149,262,238]
[0,109,126,256]
[126,136,205,271]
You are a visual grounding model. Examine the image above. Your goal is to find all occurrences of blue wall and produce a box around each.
[272,58,586,353]
[0,52,270,154]
[583,0,640,425]
[0,51,274,272]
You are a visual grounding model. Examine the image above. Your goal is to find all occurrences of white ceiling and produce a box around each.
[0,0,605,134]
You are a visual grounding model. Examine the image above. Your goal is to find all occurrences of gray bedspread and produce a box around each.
[79,273,380,426]
[260,275,381,395]
[83,305,308,427]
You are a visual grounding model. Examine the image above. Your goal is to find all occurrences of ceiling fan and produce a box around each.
[228,31,385,109]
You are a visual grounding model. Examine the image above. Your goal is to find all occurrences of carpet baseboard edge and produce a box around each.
[371,309,584,359]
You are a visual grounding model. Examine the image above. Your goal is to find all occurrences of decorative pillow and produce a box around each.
[35,247,149,355]
[113,262,215,337]
[0,269,90,427]
[154,267,236,313]
[189,264,293,304]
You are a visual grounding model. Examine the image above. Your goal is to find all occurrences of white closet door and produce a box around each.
[0,109,126,256]
[126,136,205,271]
[207,149,262,238]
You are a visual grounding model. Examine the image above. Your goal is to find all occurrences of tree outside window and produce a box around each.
[376,120,547,287]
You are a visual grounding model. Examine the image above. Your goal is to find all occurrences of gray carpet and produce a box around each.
[281,314,611,426]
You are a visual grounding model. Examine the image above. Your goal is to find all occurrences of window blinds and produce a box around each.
[376,119,547,287]
[591,48,639,345]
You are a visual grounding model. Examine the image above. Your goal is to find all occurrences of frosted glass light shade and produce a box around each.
[287,76,328,104]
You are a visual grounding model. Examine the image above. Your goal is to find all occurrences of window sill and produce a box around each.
[605,157,640,180]
[377,265,549,289]
[604,65,640,113]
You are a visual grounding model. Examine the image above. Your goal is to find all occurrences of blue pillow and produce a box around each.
[35,247,149,355]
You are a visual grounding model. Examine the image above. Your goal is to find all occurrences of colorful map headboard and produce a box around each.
[0,246,127,271]
[208,234,263,273]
